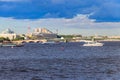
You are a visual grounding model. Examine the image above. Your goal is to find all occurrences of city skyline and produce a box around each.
[0,0,120,36]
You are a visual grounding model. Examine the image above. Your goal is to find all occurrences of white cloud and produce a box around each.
[0,14,120,36]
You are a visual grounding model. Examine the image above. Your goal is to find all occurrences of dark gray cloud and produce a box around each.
[0,0,120,22]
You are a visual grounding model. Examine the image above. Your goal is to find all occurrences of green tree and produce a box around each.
[0,37,10,42]
[13,37,24,41]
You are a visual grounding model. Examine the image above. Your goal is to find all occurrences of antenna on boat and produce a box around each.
[91,36,95,42]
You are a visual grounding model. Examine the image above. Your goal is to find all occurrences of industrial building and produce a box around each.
[32,28,57,39]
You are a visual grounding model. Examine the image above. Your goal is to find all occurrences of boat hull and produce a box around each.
[83,41,104,46]
[0,43,24,47]
[83,43,104,46]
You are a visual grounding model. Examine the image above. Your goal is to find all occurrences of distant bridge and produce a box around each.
[12,39,47,43]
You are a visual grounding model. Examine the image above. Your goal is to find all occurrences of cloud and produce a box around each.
[0,14,120,36]
[0,0,120,22]
[90,0,120,22]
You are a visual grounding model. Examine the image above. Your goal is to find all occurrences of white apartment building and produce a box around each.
[0,29,17,40]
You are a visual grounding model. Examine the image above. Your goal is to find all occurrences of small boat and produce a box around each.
[42,41,57,44]
[15,43,24,47]
[1,43,16,47]
[0,41,24,47]
[83,41,104,46]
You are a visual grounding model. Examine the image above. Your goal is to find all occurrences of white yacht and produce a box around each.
[83,41,104,46]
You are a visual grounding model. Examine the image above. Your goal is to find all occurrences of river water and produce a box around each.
[0,42,120,80]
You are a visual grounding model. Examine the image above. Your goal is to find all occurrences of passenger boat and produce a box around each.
[83,41,104,46]
[42,41,59,44]
[0,41,24,47]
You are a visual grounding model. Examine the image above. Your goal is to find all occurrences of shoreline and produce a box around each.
[98,40,120,42]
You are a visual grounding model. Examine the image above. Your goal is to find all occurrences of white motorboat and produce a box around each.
[83,41,104,46]
[42,41,58,44]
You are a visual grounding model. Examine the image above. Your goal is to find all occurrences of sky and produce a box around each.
[0,0,120,36]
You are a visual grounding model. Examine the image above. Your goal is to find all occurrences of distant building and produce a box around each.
[32,28,57,39]
[34,28,53,34]
[0,29,17,40]
[108,36,120,39]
